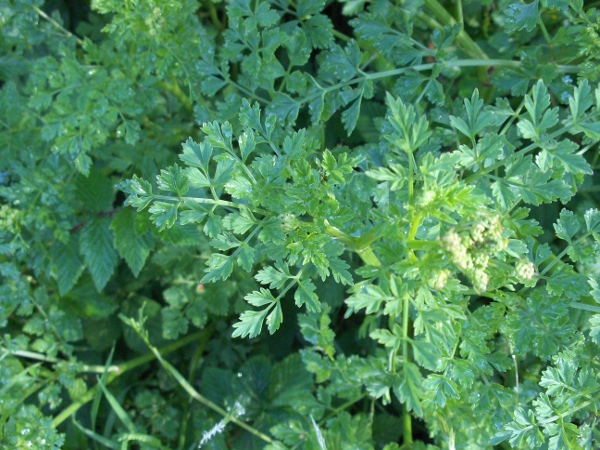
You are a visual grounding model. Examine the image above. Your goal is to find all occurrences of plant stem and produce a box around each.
[157,79,193,113]
[51,327,214,428]
[423,0,487,60]
[32,5,84,46]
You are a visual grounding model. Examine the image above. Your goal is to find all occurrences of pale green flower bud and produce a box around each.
[279,213,300,232]
[472,269,489,293]
[416,190,436,208]
[515,259,536,282]
[428,269,451,291]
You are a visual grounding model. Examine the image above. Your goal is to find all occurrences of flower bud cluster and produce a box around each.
[0,204,20,234]
[441,212,508,292]
[416,189,436,208]
[427,269,451,291]
[515,258,536,283]
[279,213,300,233]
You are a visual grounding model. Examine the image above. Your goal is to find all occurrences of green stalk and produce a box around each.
[126,319,284,447]
[51,327,214,428]
[401,289,413,446]
[423,0,488,60]
[157,79,193,113]
[32,5,84,46]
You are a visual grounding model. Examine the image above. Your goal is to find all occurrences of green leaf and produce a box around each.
[518,80,558,141]
[75,168,114,213]
[119,175,154,210]
[245,288,277,307]
[110,208,154,277]
[157,164,189,196]
[394,362,423,417]
[180,138,213,172]
[50,241,83,296]
[232,308,271,338]
[568,79,595,121]
[148,201,179,231]
[370,327,401,350]
[504,0,540,33]
[299,305,335,358]
[266,301,283,334]
[341,94,362,136]
[79,219,118,291]
[297,0,326,17]
[201,253,235,283]
[238,129,256,162]
[385,92,431,153]
[161,307,188,340]
[553,209,580,244]
[255,262,292,289]
[411,339,440,371]
[449,89,494,142]
[537,139,592,175]
[202,121,234,152]
[295,279,320,312]
[320,41,361,82]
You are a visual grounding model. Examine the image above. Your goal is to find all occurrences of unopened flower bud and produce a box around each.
[472,269,489,293]
[416,190,436,208]
[515,259,536,282]
[279,213,300,232]
[428,269,451,291]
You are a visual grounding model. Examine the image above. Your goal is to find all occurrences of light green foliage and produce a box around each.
[1,0,600,449]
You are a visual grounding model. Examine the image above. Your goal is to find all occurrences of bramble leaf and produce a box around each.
[79,219,118,291]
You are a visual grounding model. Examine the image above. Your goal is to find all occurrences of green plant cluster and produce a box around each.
[1,0,600,448]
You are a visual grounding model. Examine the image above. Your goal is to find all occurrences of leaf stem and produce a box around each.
[51,327,214,428]
[568,302,600,314]
[32,5,84,46]
[423,0,487,60]
[129,321,284,447]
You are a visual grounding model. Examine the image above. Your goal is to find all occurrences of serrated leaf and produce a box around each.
[79,219,118,291]
[180,201,208,225]
[568,79,594,121]
[370,328,400,349]
[201,253,235,283]
[148,201,179,231]
[295,279,320,312]
[303,14,333,49]
[75,168,114,213]
[162,307,188,340]
[341,95,362,136]
[50,241,83,296]
[238,129,256,162]
[394,362,423,417]
[202,121,233,152]
[266,301,283,334]
[411,339,440,371]
[232,308,271,338]
[110,208,154,277]
[156,164,189,196]
[505,0,540,33]
[320,41,361,82]
[180,138,213,171]
[589,314,600,346]
[185,167,210,188]
[118,175,154,211]
[554,209,580,244]
[245,288,277,307]
[213,159,236,187]
[255,263,291,289]
[297,0,326,17]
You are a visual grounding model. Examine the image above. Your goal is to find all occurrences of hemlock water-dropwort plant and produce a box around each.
[1,0,600,449]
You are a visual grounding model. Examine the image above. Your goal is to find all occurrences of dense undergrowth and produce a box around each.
[1,0,600,448]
